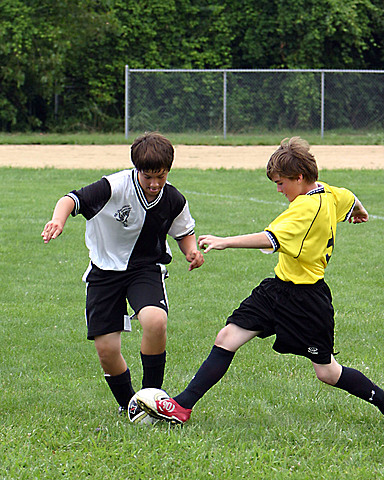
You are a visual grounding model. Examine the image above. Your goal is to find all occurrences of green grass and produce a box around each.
[1,167,384,479]
[1,129,384,145]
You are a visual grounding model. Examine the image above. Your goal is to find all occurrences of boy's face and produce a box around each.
[138,169,169,201]
[271,174,305,202]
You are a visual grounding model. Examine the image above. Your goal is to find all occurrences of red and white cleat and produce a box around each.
[136,389,192,425]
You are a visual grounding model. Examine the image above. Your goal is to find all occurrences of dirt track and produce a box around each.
[0,144,384,169]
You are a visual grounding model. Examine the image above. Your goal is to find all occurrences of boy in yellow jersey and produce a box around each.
[137,137,384,424]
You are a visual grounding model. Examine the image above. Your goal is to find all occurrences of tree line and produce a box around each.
[1,0,383,132]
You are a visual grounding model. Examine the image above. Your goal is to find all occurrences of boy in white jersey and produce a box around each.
[42,132,204,415]
[137,136,384,424]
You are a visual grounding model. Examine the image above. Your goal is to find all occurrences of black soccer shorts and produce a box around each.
[84,263,169,340]
[226,276,335,364]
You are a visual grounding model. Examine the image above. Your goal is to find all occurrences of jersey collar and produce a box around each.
[306,183,325,196]
[133,169,164,210]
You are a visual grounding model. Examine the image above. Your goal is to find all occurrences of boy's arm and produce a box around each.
[177,234,204,271]
[198,232,273,253]
[41,196,75,243]
[349,197,369,224]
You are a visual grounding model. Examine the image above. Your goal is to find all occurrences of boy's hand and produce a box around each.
[41,196,75,243]
[198,235,227,253]
[349,212,368,224]
[186,250,204,271]
[41,219,64,243]
[349,199,369,224]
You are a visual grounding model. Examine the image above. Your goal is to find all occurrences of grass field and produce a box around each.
[1,167,384,479]
[1,129,384,145]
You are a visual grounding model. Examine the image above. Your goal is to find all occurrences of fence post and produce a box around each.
[223,70,227,139]
[320,71,325,139]
[125,65,129,140]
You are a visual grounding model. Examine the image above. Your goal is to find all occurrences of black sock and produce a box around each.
[334,366,384,414]
[174,345,235,410]
[140,351,166,389]
[104,368,135,409]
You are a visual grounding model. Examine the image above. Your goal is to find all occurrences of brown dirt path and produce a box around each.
[0,144,383,169]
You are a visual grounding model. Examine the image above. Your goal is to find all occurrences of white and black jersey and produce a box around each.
[66,169,195,271]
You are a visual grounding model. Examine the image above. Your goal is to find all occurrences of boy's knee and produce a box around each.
[314,366,341,386]
[139,307,167,336]
[215,325,232,346]
[147,315,167,337]
[94,336,119,362]
[315,370,331,384]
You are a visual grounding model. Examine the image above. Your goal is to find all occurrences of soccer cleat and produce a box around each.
[136,394,192,425]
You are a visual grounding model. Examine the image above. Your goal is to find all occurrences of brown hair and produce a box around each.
[266,137,318,183]
[131,132,174,171]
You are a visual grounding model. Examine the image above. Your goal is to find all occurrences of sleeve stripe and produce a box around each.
[65,193,80,216]
[264,230,280,252]
[174,229,195,241]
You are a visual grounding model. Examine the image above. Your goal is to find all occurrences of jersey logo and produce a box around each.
[114,205,132,227]
[307,346,319,355]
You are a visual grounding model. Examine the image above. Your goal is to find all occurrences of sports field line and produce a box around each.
[185,190,384,221]
[184,190,287,207]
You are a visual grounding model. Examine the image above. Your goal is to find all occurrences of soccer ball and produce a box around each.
[128,393,155,425]
[128,388,168,425]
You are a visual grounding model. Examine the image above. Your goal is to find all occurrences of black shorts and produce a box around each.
[84,263,169,340]
[226,277,335,364]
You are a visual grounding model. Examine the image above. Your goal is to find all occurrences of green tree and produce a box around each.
[0,0,383,132]
[225,0,384,69]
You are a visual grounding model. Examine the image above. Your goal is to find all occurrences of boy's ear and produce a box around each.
[297,174,304,183]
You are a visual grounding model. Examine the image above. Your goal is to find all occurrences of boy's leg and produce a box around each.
[138,306,167,389]
[85,266,135,410]
[334,367,384,414]
[313,356,384,414]
[136,324,258,423]
[140,352,167,389]
[95,333,135,410]
[174,324,258,409]
[174,345,235,409]
[175,324,258,408]
[104,369,135,412]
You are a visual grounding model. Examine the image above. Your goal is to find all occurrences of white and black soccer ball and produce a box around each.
[128,388,169,423]
[128,393,155,425]
[128,388,168,425]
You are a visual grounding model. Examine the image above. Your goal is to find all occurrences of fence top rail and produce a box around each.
[125,67,384,74]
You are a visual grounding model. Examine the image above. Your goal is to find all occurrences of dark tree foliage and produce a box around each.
[0,0,383,131]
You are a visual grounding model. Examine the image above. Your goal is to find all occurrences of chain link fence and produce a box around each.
[125,68,384,138]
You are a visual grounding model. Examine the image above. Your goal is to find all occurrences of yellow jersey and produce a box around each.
[264,182,355,284]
